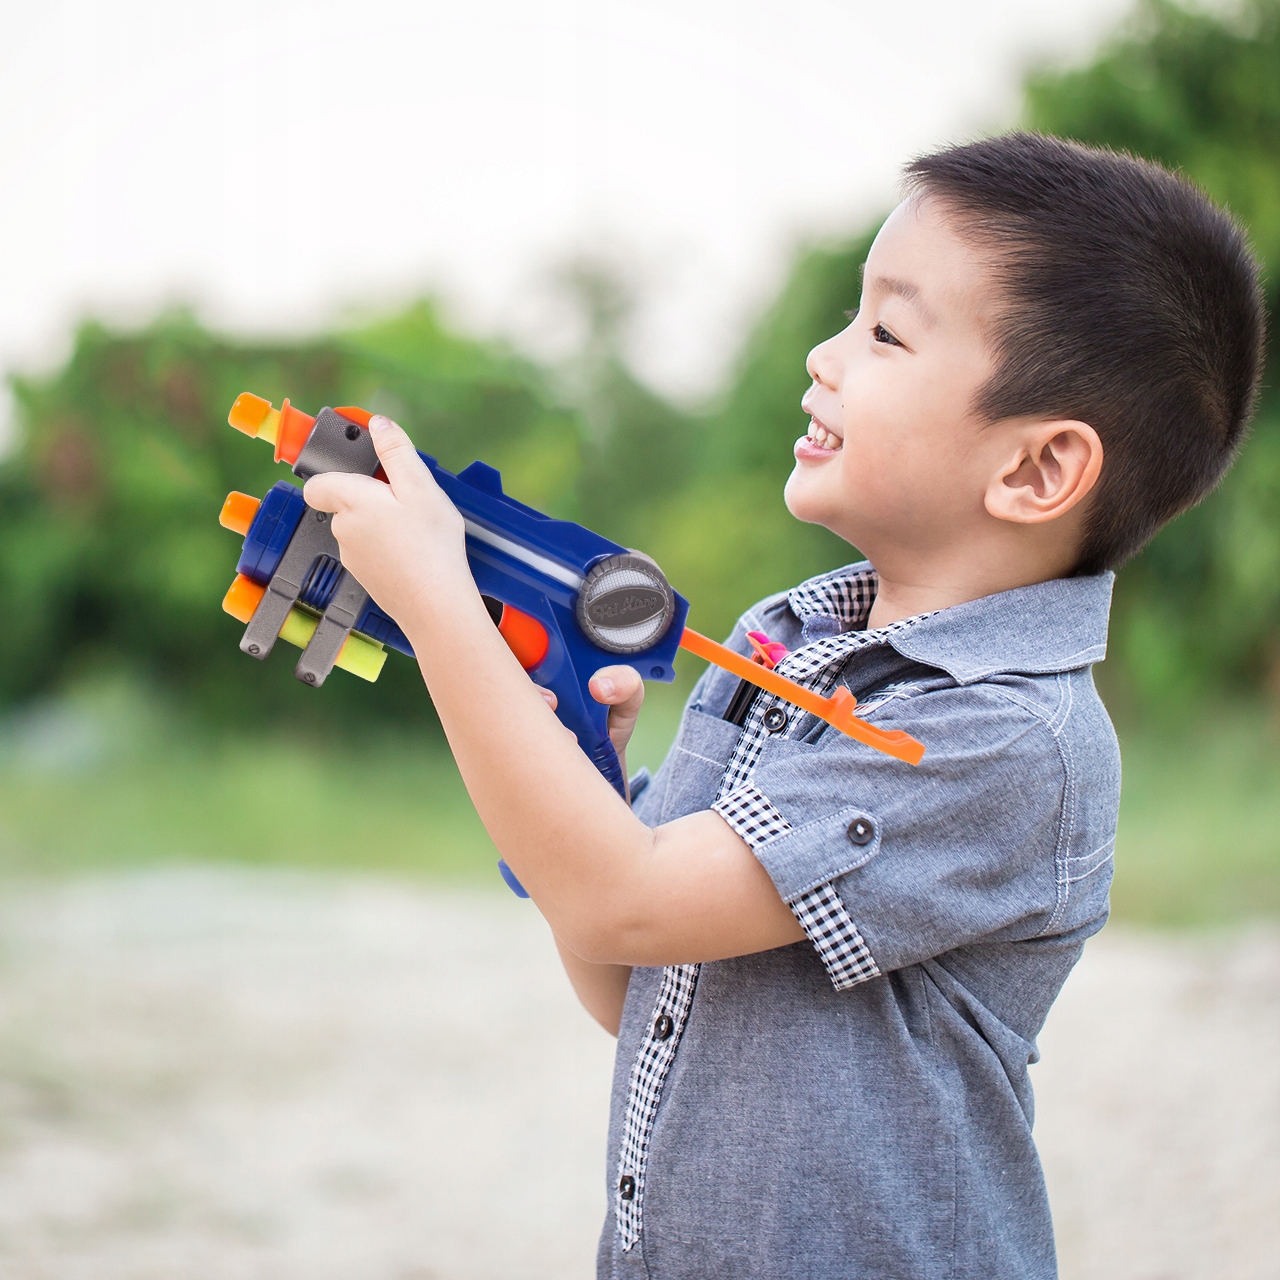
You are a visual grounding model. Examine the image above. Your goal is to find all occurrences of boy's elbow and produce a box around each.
[558,908,658,966]
[557,876,672,965]
[544,824,681,964]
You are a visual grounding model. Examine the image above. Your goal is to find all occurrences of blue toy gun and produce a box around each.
[217,394,926,891]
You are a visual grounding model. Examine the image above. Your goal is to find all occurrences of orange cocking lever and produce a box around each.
[679,628,926,765]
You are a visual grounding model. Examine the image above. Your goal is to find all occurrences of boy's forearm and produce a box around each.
[401,580,657,955]
[399,579,804,966]
[555,937,631,1036]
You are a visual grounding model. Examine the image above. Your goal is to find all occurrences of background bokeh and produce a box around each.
[0,2,1277,1277]
[2,0,1278,919]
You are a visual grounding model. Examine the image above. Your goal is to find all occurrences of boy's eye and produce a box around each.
[873,323,902,347]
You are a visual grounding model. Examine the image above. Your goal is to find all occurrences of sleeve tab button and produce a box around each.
[847,817,875,846]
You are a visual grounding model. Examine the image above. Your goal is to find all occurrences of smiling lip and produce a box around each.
[794,409,844,462]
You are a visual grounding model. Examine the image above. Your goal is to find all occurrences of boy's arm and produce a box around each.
[545,668,637,1035]
[305,418,805,969]
[555,937,631,1035]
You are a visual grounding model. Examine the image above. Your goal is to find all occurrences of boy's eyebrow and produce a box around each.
[864,273,939,328]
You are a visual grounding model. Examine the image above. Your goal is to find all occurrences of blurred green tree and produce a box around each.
[634,235,877,639]
[0,305,583,728]
[1023,0,1280,709]
[4,0,1280,725]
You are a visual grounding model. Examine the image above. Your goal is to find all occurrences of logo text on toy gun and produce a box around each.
[585,588,668,626]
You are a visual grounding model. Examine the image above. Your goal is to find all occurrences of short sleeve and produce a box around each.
[713,683,1070,989]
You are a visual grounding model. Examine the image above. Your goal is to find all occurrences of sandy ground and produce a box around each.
[0,868,1274,1280]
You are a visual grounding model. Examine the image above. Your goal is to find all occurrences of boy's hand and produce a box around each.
[302,415,471,628]
[539,666,646,759]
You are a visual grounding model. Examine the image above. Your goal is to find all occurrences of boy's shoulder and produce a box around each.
[641,563,1120,950]
[717,561,1116,735]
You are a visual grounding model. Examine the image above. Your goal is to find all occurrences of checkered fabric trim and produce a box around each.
[716,603,931,800]
[614,961,700,1249]
[715,786,880,989]
[791,882,881,989]
[787,565,879,630]
[712,784,792,848]
[614,565,929,1250]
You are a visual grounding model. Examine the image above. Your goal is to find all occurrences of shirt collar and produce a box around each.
[787,561,1113,684]
[787,566,879,637]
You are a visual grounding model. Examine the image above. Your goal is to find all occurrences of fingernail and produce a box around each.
[369,414,395,433]
[596,677,615,698]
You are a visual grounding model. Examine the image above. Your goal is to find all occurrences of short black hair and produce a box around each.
[904,132,1265,574]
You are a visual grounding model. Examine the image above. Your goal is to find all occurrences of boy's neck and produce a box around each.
[863,538,1079,630]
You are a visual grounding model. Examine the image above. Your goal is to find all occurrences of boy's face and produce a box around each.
[785,196,1006,564]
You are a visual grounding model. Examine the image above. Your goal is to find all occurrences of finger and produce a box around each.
[539,687,559,712]
[369,415,432,496]
[303,470,386,514]
[589,665,645,713]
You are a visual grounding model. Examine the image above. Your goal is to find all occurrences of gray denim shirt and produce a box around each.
[598,565,1119,1280]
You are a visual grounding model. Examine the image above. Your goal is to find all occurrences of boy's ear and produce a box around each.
[984,419,1104,525]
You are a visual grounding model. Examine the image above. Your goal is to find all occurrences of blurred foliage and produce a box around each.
[657,0,1280,708]
[636,236,876,636]
[1022,0,1280,709]
[3,0,1280,725]
[0,305,588,728]
[0,682,1274,926]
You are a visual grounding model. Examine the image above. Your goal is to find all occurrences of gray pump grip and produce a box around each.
[292,407,381,482]
[241,407,380,687]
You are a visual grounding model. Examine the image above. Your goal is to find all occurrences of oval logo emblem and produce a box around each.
[586,588,667,628]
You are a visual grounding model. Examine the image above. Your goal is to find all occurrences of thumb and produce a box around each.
[369,414,429,496]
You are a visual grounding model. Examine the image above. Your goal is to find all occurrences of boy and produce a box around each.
[305,134,1263,1278]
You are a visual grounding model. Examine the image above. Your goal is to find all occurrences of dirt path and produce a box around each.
[0,868,1274,1279]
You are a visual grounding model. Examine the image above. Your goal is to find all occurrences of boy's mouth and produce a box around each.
[805,416,843,451]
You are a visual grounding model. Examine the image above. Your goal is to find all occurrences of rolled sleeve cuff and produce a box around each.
[712,784,882,990]
[789,883,881,989]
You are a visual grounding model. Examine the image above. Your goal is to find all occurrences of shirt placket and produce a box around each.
[613,608,881,1251]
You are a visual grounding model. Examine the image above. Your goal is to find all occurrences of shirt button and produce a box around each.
[653,1014,674,1041]
[847,817,876,846]
[619,1175,636,1201]
[762,706,788,733]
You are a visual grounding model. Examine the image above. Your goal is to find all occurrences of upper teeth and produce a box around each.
[810,422,841,450]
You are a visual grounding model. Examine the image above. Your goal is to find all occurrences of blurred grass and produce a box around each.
[0,672,692,883]
[1112,707,1280,926]
[0,673,1275,926]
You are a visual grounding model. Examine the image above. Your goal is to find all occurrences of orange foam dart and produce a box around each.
[227,393,316,466]
[221,573,268,622]
[678,627,926,765]
[218,491,261,536]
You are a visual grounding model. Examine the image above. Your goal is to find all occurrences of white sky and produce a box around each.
[0,0,1134,426]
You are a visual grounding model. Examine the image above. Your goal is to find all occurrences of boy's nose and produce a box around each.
[805,336,843,391]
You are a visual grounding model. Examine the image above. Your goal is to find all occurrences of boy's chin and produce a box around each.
[784,468,839,527]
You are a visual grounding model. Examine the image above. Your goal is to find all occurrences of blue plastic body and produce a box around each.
[236,455,690,891]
